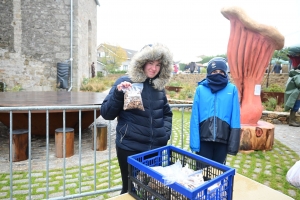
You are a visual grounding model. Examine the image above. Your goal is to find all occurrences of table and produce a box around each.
[0,91,107,136]
[108,173,293,200]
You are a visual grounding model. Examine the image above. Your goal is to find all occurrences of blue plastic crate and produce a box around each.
[128,145,235,200]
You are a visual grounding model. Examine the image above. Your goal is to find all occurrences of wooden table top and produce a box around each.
[108,174,293,200]
[0,91,107,107]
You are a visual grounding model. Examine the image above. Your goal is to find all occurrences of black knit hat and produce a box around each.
[207,57,228,74]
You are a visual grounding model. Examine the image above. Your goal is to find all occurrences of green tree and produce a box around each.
[99,43,128,72]
[272,47,289,61]
[199,54,227,64]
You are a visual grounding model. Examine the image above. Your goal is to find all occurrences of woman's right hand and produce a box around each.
[116,81,132,91]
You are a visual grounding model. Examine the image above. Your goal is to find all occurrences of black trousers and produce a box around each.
[116,146,140,194]
[196,141,228,164]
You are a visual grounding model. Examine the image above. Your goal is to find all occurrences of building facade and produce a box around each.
[0,0,99,91]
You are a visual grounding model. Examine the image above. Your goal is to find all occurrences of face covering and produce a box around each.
[206,73,228,93]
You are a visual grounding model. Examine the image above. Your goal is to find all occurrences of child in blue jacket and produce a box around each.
[190,57,241,164]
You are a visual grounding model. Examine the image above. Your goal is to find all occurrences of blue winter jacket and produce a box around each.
[190,79,241,155]
[100,76,173,152]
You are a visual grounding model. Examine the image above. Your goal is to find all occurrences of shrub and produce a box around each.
[201,67,207,74]
[97,71,104,77]
[7,85,23,92]
[187,92,194,99]
[80,76,115,92]
[169,91,176,98]
[109,70,127,74]
[263,84,285,92]
[263,97,277,111]
[178,93,186,100]
[168,81,182,87]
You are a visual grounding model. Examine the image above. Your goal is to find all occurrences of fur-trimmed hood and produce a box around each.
[128,44,173,90]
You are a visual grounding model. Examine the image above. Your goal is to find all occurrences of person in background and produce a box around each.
[226,62,230,74]
[190,57,241,164]
[184,63,190,73]
[189,62,196,73]
[272,62,282,74]
[173,62,179,74]
[284,64,300,127]
[100,43,173,194]
[91,62,95,78]
[197,64,202,73]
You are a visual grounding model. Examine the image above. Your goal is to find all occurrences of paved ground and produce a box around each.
[0,117,117,173]
[272,124,300,156]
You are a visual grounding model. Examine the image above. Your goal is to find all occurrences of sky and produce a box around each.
[97,0,300,62]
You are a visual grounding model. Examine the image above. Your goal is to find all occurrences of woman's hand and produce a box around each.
[116,81,132,91]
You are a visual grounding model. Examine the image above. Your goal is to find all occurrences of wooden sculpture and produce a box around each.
[221,6,284,125]
[221,7,284,151]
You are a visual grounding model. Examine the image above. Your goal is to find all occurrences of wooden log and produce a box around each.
[239,121,274,152]
[10,129,29,162]
[55,128,74,158]
[91,124,107,151]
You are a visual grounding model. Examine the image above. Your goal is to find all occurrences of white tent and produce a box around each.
[179,56,202,64]
[202,62,208,67]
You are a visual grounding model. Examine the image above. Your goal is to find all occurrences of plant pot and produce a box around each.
[261,92,284,105]
[165,86,182,93]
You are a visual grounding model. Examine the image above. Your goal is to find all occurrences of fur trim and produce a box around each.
[128,43,173,90]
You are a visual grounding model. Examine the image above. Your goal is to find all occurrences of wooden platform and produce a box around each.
[0,91,107,135]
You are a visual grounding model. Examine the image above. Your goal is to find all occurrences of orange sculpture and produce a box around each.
[221,7,284,125]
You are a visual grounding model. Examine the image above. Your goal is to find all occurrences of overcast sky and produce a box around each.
[97,0,300,62]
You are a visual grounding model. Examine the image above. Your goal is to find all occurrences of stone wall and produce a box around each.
[0,0,98,91]
[0,1,14,52]
[73,0,98,90]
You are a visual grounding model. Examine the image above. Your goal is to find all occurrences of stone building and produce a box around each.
[0,0,100,91]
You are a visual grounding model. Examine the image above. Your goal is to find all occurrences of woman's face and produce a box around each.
[144,60,161,78]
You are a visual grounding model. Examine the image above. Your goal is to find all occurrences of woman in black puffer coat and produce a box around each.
[100,43,173,194]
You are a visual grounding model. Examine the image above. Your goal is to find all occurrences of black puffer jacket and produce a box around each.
[100,44,173,152]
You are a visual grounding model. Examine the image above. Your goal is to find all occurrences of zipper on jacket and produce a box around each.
[213,93,216,141]
[148,80,153,150]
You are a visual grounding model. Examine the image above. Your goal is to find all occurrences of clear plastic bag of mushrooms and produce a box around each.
[122,83,145,111]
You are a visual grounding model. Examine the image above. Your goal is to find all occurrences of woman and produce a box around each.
[100,43,173,194]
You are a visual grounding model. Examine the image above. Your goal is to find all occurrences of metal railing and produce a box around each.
[0,104,192,200]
